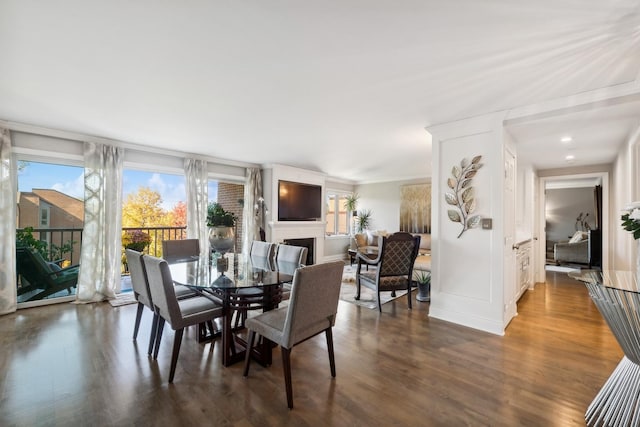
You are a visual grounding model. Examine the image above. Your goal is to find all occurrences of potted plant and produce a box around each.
[356,209,372,233]
[414,270,431,302]
[344,193,359,213]
[122,230,151,252]
[207,202,237,256]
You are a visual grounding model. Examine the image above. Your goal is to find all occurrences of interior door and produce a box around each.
[503,148,517,323]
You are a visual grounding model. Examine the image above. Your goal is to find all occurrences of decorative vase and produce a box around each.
[208,226,235,255]
[416,281,431,302]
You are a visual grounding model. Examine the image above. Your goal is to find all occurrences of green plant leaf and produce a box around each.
[448,210,461,223]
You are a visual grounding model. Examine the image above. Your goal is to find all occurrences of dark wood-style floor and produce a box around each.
[0,271,622,426]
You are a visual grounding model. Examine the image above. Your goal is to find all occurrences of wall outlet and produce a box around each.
[481,218,492,230]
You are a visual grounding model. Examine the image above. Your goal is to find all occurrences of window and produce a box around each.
[325,192,351,236]
[122,169,187,258]
[39,204,50,227]
[208,179,245,250]
[16,160,85,304]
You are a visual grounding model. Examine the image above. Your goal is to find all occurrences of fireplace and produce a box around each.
[283,238,314,265]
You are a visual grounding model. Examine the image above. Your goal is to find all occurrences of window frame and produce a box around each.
[325,190,354,237]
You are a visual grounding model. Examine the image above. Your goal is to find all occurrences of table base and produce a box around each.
[586,356,640,426]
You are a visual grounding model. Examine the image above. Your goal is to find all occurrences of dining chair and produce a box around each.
[126,249,198,356]
[243,261,344,409]
[275,244,308,301]
[249,240,276,269]
[143,254,224,383]
[275,244,308,269]
[355,232,420,312]
[162,238,200,263]
[232,241,278,329]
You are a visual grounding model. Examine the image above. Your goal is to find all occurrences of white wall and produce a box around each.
[611,124,640,270]
[545,187,596,242]
[355,178,430,233]
[429,112,508,335]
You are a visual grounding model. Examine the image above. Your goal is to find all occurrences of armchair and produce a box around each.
[16,247,79,302]
[356,232,420,312]
[554,231,590,265]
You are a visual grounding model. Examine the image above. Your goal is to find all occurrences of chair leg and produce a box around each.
[154,317,166,360]
[325,328,336,377]
[133,302,144,340]
[243,330,256,377]
[281,347,294,409]
[355,278,361,300]
[148,312,159,356]
[377,290,382,312]
[407,285,412,310]
[168,328,184,383]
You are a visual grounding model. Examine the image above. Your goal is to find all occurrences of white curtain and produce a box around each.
[0,128,17,315]
[184,158,209,259]
[242,168,263,257]
[75,142,123,302]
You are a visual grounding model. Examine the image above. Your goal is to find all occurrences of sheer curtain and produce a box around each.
[75,142,124,303]
[184,158,209,259]
[242,168,263,257]
[0,128,17,315]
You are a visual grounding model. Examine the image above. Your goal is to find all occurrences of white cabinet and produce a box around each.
[515,239,532,301]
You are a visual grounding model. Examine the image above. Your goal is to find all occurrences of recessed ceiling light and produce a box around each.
[561,136,572,143]
[565,154,575,161]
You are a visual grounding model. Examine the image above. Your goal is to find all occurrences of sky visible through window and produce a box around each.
[18,161,219,210]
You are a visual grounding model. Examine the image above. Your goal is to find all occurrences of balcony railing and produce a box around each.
[17,226,189,266]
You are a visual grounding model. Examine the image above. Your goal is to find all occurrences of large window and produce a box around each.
[326,192,351,236]
[208,179,245,251]
[16,160,85,304]
[122,169,187,258]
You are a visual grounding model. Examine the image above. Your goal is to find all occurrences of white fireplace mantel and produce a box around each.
[268,221,326,264]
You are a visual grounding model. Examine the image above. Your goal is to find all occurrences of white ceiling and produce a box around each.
[1,1,639,182]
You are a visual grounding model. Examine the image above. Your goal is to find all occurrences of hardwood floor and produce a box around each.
[0,271,622,426]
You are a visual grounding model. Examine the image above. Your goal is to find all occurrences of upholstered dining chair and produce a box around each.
[243,261,344,409]
[249,240,276,269]
[125,249,197,356]
[275,244,309,301]
[232,241,278,329]
[275,244,308,269]
[143,255,224,383]
[162,239,200,263]
[355,232,420,312]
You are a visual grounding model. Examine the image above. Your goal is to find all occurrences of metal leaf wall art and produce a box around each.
[445,155,483,238]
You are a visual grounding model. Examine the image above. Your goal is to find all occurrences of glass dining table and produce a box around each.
[168,253,297,367]
[569,269,640,426]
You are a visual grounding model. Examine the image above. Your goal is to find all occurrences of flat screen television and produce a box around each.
[278,180,322,221]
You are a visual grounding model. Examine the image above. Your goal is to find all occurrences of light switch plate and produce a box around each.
[481,218,492,230]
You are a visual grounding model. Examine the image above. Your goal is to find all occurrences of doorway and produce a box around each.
[536,172,609,283]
